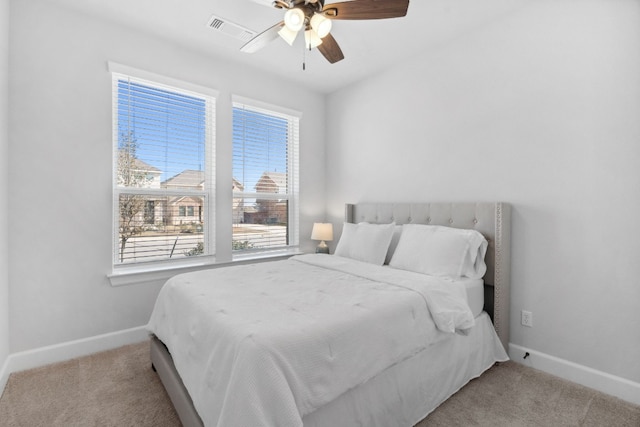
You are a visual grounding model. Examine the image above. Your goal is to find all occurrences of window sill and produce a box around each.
[107,249,303,287]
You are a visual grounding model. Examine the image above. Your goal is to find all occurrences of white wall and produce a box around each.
[0,0,10,372]
[326,0,640,384]
[8,0,325,352]
[5,0,639,398]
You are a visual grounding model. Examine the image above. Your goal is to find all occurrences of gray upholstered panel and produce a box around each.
[345,202,511,351]
[151,336,204,427]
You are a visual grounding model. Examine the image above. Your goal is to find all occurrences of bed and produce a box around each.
[148,202,511,427]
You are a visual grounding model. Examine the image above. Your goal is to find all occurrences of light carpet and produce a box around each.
[1,341,638,426]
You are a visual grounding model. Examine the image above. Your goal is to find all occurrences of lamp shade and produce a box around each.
[310,13,332,38]
[278,26,299,46]
[304,29,323,49]
[284,8,305,32]
[311,223,333,242]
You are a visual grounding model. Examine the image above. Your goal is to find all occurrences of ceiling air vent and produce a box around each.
[207,15,255,43]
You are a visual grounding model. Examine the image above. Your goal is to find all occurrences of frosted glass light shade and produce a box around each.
[310,13,332,38]
[278,26,299,46]
[284,8,305,32]
[304,29,323,49]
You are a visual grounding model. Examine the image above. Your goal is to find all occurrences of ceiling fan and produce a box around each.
[241,0,410,65]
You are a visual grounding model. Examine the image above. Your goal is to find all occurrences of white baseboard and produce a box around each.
[4,336,639,408]
[0,355,9,399]
[509,343,640,406]
[0,326,149,396]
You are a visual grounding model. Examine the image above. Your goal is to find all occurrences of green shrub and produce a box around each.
[184,242,204,257]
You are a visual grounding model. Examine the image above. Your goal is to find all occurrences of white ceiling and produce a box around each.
[46,0,528,94]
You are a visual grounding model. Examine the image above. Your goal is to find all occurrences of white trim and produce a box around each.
[231,100,300,254]
[108,61,219,98]
[509,343,640,406]
[109,249,302,286]
[287,115,300,247]
[108,258,214,286]
[110,66,217,268]
[4,326,149,380]
[232,94,302,119]
[0,355,9,398]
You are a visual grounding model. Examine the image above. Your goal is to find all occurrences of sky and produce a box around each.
[117,78,289,192]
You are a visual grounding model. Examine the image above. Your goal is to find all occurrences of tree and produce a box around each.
[117,131,152,262]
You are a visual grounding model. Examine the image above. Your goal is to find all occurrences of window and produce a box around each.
[144,201,155,224]
[111,64,215,266]
[232,97,300,253]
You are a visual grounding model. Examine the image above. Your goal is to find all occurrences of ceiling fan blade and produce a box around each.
[317,33,344,64]
[240,21,285,53]
[322,0,409,20]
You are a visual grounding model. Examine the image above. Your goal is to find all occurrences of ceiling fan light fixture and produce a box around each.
[242,0,410,65]
[283,7,305,32]
[310,13,332,38]
[304,29,323,49]
[278,26,299,45]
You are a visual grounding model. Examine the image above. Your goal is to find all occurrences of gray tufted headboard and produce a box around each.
[345,202,511,351]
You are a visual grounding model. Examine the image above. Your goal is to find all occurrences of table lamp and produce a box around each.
[311,223,333,254]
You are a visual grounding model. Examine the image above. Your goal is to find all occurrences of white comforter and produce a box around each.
[147,254,475,427]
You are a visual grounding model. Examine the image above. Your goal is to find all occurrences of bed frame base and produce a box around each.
[150,202,511,427]
[150,335,204,427]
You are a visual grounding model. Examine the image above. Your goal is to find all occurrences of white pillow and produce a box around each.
[389,224,488,279]
[334,222,396,265]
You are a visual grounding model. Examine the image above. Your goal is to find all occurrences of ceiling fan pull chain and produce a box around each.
[302,37,306,70]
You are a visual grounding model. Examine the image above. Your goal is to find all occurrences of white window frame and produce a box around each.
[109,62,217,273]
[231,95,301,258]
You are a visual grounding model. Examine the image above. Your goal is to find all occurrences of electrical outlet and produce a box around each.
[521,310,533,327]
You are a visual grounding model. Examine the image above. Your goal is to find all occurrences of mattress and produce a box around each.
[151,311,507,427]
[148,254,485,427]
[461,277,484,318]
[303,312,507,427]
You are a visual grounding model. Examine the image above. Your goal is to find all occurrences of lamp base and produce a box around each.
[315,242,330,254]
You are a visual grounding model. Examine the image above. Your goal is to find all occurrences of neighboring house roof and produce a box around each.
[117,151,162,188]
[118,149,161,173]
[162,170,246,193]
[131,157,160,173]
[232,178,244,192]
[255,172,287,193]
[162,170,204,188]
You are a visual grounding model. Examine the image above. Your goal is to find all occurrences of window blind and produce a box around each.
[112,72,215,265]
[232,100,300,252]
